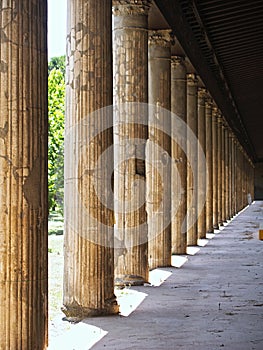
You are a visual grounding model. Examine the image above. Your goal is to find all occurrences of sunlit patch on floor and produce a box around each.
[171,255,188,268]
[149,269,172,286]
[115,288,148,316]
[206,233,215,239]
[187,246,200,255]
[48,322,108,350]
[198,238,209,247]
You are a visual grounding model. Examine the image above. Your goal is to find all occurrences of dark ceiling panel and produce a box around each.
[154,0,263,162]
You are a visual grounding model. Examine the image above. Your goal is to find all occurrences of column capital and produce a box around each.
[229,131,235,140]
[212,102,219,115]
[112,0,152,16]
[187,73,198,86]
[221,118,227,129]
[148,29,173,47]
[198,87,207,99]
[171,55,185,67]
[217,113,223,123]
[224,121,230,131]
[205,95,213,108]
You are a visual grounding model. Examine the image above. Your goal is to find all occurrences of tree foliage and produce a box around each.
[48,55,66,76]
[48,56,65,214]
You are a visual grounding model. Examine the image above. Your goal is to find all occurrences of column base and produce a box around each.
[149,261,171,271]
[187,240,198,246]
[198,232,207,240]
[115,274,147,287]
[172,247,187,255]
[61,297,119,322]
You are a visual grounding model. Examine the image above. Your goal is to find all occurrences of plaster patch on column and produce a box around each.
[0,60,8,73]
[23,157,41,209]
[0,122,8,139]
[0,29,10,43]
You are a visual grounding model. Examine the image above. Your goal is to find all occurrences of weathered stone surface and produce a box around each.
[63,0,118,319]
[205,96,213,233]
[171,56,187,254]
[224,126,230,220]
[0,1,48,348]
[147,30,172,269]
[221,121,226,222]
[217,114,223,225]
[212,105,219,229]
[113,0,151,285]
[186,74,198,246]
[197,88,207,239]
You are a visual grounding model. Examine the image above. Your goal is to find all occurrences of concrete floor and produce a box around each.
[49,201,263,349]
[86,202,263,350]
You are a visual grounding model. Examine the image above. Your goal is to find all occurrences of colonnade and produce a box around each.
[0,0,254,348]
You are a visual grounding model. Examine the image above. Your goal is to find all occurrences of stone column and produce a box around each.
[205,96,213,232]
[232,134,237,216]
[242,152,246,207]
[186,74,198,246]
[227,130,232,219]
[225,127,231,220]
[212,105,219,229]
[171,56,187,254]
[217,114,223,226]
[63,0,119,319]
[230,134,235,216]
[236,145,241,212]
[229,130,234,218]
[0,2,48,349]
[235,145,239,211]
[113,0,151,285]
[251,161,255,201]
[147,30,172,269]
[197,88,207,239]
[221,120,226,222]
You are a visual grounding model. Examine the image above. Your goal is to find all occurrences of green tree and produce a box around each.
[48,55,66,76]
[48,56,65,214]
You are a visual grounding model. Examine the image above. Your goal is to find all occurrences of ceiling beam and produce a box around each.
[154,0,257,161]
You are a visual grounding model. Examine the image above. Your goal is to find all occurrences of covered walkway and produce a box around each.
[1,2,262,348]
[82,202,263,349]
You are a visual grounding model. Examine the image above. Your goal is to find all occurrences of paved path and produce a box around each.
[85,202,263,350]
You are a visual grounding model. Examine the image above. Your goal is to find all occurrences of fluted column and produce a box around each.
[212,105,219,229]
[221,120,226,222]
[113,0,151,285]
[147,30,171,269]
[231,133,235,216]
[63,0,119,319]
[217,114,223,225]
[235,142,239,213]
[225,127,231,220]
[186,74,198,246]
[227,130,232,218]
[241,150,246,208]
[250,160,255,201]
[233,137,237,214]
[0,2,48,349]
[229,133,233,217]
[205,96,213,232]
[197,88,207,239]
[238,148,242,209]
[243,154,246,206]
[171,56,187,254]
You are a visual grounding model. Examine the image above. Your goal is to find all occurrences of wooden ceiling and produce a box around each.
[152,0,263,162]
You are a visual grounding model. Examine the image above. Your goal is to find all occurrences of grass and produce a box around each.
[48,212,64,324]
